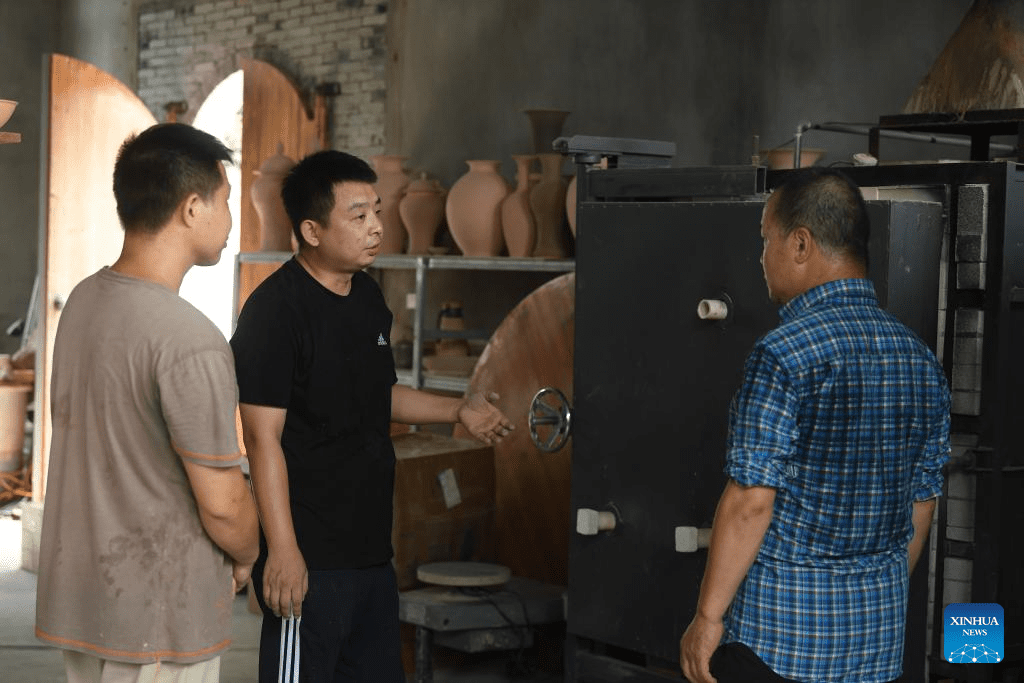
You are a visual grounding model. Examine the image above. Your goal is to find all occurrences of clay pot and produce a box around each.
[759,147,826,169]
[0,383,31,472]
[0,100,16,129]
[530,153,568,258]
[445,160,509,257]
[565,173,577,237]
[398,173,446,255]
[523,109,570,154]
[436,300,470,356]
[371,154,410,254]
[251,143,296,252]
[500,155,537,258]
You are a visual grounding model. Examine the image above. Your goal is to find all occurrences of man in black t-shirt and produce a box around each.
[231,150,513,683]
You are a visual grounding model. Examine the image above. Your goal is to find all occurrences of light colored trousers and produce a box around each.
[64,651,220,683]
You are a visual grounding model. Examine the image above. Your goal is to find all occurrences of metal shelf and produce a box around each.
[366,253,574,393]
[236,251,574,394]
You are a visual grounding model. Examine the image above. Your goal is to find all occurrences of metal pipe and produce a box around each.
[793,121,811,168]
[810,122,1015,154]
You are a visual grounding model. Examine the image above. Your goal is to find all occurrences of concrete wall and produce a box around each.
[0,1,59,355]
[0,0,981,357]
[389,0,976,188]
[0,0,140,356]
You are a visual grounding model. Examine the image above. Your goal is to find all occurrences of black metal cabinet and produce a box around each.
[570,200,775,663]
[566,166,944,682]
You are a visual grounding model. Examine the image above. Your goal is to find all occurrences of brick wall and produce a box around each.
[137,0,388,160]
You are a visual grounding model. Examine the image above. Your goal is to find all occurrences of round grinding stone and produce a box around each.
[416,561,512,587]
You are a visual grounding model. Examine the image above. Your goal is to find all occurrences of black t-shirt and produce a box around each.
[230,258,397,569]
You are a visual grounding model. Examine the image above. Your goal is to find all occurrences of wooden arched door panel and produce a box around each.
[236,59,327,312]
[34,54,158,499]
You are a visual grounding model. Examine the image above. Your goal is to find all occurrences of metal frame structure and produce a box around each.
[564,158,1023,683]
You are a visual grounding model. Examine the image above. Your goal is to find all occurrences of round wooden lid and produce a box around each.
[416,561,512,587]
[453,273,574,586]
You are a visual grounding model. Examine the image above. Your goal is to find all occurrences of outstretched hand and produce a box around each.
[458,391,514,445]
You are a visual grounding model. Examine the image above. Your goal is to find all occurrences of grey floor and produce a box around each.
[0,508,560,682]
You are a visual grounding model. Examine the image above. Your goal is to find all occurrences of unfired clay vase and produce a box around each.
[530,153,568,258]
[445,160,509,257]
[371,154,410,254]
[436,300,470,356]
[759,147,826,169]
[523,109,570,154]
[500,155,537,258]
[398,173,445,255]
[251,143,296,252]
[565,173,577,237]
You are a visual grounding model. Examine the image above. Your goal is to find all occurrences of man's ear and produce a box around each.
[299,219,321,247]
[180,193,203,228]
[790,226,814,265]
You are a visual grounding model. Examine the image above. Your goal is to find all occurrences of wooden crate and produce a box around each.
[392,431,496,590]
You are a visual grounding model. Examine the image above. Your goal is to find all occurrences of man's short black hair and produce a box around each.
[281,150,378,247]
[112,123,232,233]
[770,168,870,269]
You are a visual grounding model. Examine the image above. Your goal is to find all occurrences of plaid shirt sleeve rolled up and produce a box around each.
[722,279,951,683]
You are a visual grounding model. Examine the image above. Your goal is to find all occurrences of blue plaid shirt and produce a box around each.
[723,279,950,683]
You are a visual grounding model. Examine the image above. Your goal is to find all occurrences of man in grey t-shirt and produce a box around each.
[36,123,259,682]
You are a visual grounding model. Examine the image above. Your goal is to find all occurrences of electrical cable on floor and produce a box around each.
[456,586,537,679]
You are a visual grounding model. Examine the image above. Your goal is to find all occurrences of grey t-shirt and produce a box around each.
[36,267,243,663]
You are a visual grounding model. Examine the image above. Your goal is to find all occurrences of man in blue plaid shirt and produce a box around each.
[680,169,951,683]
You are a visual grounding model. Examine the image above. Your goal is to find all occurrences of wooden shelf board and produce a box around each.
[0,132,22,144]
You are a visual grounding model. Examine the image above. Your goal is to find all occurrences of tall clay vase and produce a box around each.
[500,155,537,258]
[398,173,445,255]
[371,154,410,254]
[523,109,570,154]
[251,143,296,252]
[445,160,509,257]
[530,153,568,258]
[565,173,577,237]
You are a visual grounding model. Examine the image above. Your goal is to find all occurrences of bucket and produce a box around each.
[0,384,31,472]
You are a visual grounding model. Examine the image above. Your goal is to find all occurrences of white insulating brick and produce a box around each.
[945,498,975,529]
[956,184,989,237]
[944,557,973,582]
[953,335,983,366]
[944,579,972,606]
[945,470,975,501]
[952,363,982,393]
[957,262,987,290]
[946,524,974,543]
[951,390,981,416]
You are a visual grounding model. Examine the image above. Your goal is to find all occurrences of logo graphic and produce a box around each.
[944,603,1003,663]
[377,333,388,347]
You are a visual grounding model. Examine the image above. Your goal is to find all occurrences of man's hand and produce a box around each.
[263,545,308,618]
[457,391,514,445]
[231,560,254,594]
[680,614,722,683]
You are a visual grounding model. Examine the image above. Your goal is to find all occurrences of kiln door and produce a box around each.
[569,199,776,663]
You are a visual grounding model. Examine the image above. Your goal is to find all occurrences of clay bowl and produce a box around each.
[760,147,825,169]
[0,100,17,129]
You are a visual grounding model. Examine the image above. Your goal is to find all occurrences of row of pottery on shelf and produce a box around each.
[249,110,576,255]
[447,153,570,258]
[251,148,573,258]
[374,154,447,256]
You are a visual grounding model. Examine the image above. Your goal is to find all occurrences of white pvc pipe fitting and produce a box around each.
[697,299,728,320]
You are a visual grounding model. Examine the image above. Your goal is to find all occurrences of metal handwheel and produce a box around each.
[528,387,573,452]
